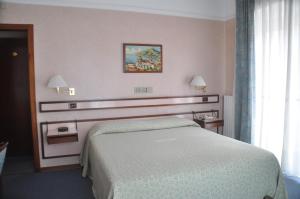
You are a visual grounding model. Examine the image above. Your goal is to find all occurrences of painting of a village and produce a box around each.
[124,44,162,73]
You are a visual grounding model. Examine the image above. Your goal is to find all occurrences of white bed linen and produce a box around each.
[80,117,287,199]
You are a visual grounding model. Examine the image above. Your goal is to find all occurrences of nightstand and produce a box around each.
[47,132,78,144]
[46,122,79,144]
[194,119,224,134]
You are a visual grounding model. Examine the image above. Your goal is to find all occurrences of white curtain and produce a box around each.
[253,0,300,177]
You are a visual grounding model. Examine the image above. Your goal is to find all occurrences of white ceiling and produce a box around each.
[2,0,236,21]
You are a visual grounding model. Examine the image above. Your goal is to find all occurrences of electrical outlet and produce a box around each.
[134,87,153,94]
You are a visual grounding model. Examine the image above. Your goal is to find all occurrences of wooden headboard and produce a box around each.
[39,94,220,160]
[39,94,219,112]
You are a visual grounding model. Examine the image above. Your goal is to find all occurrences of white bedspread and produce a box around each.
[80,117,287,199]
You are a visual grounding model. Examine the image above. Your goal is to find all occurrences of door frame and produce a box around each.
[0,24,40,170]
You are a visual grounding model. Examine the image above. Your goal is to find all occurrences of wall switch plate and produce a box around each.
[134,87,153,94]
[69,88,75,96]
[69,103,77,109]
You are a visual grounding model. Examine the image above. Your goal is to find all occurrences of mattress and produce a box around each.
[80,117,287,199]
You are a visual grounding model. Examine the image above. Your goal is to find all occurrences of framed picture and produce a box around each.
[123,43,163,73]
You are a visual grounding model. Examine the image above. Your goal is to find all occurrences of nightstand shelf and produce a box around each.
[46,121,79,144]
[194,119,224,134]
[47,133,78,144]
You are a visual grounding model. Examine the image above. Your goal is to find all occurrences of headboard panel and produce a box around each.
[40,110,219,159]
[38,94,221,167]
[39,95,219,112]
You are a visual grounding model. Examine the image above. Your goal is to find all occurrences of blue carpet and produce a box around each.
[2,168,300,199]
[284,175,300,199]
[3,157,34,175]
[2,169,94,199]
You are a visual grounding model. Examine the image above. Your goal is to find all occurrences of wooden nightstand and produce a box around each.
[194,119,224,134]
[46,122,79,144]
[47,133,78,144]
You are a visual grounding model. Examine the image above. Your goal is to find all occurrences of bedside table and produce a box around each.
[46,122,79,144]
[194,119,224,134]
[47,132,78,144]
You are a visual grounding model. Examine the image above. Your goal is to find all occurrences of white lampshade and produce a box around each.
[190,75,206,87]
[47,75,68,92]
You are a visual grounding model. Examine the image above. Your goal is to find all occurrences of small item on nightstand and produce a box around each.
[203,115,216,120]
[58,127,68,132]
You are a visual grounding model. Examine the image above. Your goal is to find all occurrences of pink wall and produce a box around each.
[1,3,227,99]
[0,3,235,167]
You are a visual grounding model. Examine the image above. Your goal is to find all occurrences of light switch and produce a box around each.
[134,87,153,94]
[69,88,75,96]
[69,103,77,109]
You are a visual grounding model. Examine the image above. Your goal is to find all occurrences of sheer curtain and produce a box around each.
[253,0,300,177]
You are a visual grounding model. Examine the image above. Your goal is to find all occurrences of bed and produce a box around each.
[80,117,287,199]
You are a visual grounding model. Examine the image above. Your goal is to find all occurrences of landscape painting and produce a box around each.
[123,44,163,73]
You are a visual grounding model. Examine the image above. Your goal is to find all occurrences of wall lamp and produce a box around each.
[47,75,75,96]
[190,75,207,93]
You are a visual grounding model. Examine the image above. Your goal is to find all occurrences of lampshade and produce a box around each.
[190,75,206,87]
[47,75,68,92]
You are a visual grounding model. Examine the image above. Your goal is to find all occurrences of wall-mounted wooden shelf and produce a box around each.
[47,133,78,144]
[194,119,224,134]
[46,122,79,144]
[39,95,219,113]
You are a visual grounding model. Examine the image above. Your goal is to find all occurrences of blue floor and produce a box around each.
[3,169,94,199]
[285,175,300,199]
[2,160,300,199]
[2,157,93,199]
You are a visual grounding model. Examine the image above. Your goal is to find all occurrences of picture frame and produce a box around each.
[123,43,163,73]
